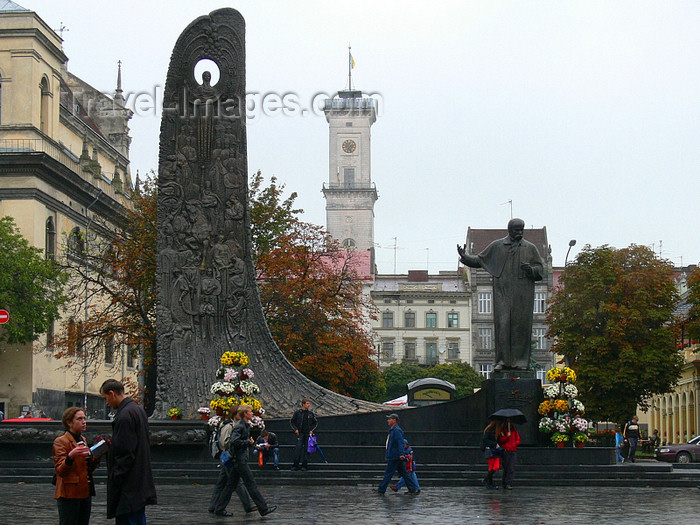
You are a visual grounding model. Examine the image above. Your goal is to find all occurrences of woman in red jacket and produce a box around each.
[53,407,98,525]
[496,417,521,490]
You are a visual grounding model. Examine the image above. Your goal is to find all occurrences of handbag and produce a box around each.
[307,435,318,454]
[220,450,234,468]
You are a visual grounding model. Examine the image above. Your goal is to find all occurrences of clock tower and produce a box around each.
[322,88,378,253]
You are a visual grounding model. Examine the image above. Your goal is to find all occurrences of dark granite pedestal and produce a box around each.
[481,376,543,445]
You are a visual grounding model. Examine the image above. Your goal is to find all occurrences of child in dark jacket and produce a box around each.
[391,440,420,493]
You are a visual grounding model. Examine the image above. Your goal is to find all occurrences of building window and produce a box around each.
[478,327,493,349]
[45,217,56,260]
[534,291,546,314]
[447,312,459,328]
[426,342,438,365]
[479,364,493,379]
[127,345,136,368]
[383,341,394,359]
[448,341,459,360]
[537,370,547,383]
[342,238,356,248]
[40,76,50,133]
[68,227,84,257]
[478,292,492,314]
[105,335,114,364]
[533,327,547,350]
[426,312,437,328]
[344,167,355,188]
[406,299,413,304]
[382,311,394,328]
[404,311,415,328]
[427,299,435,304]
[404,342,416,359]
[345,122,353,127]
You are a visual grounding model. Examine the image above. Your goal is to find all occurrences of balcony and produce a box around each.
[323,98,377,111]
[0,137,81,173]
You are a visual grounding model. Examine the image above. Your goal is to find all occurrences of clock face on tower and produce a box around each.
[342,139,357,154]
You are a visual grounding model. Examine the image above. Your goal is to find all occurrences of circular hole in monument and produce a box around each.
[194,59,220,87]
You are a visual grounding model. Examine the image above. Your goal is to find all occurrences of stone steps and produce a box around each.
[3,460,698,487]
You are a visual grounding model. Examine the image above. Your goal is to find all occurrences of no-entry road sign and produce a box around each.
[0,309,9,324]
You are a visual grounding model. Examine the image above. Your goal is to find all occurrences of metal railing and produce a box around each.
[0,137,82,173]
[323,182,377,191]
[323,98,377,111]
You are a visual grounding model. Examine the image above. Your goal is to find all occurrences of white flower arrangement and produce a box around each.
[571,417,588,432]
[571,399,585,414]
[539,417,556,433]
[238,380,260,395]
[543,384,559,399]
[563,384,579,398]
[197,406,211,415]
[240,368,255,380]
[210,381,237,396]
[554,419,569,433]
[207,415,222,428]
[250,415,265,429]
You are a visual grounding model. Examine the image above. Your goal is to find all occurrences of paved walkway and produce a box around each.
[1,483,698,524]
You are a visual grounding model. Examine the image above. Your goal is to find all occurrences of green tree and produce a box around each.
[0,216,68,344]
[547,244,683,423]
[248,170,302,258]
[381,361,482,401]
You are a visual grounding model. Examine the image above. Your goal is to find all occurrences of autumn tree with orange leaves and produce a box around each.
[256,221,385,401]
[51,177,157,407]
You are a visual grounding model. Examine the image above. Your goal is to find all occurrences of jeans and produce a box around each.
[615,446,624,463]
[254,447,280,467]
[501,450,516,486]
[57,497,91,525]
[378,459,418,493]
[627,438,638,462]
[395,471,420,490]
[209,462,254,514]
[293,435,309,468]
[115,507,146,525]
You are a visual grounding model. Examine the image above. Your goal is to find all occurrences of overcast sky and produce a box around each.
[24,1,700,274]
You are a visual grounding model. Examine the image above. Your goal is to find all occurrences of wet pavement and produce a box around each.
[1,482,698,524]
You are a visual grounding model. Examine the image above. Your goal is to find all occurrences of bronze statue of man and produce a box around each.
[458,218,545,370]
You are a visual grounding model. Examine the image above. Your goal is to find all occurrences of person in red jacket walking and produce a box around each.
[496,418,521,490]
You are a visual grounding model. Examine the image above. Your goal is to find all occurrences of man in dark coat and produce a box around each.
[458,218,545,370]
[377,414,419,495]
[100,379,157,524]
[290,398,317,471]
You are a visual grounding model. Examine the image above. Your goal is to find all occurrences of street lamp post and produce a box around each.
[83,190,103,411]
[565,239,577,266]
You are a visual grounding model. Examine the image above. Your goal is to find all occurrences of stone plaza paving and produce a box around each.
[0,483,698,524]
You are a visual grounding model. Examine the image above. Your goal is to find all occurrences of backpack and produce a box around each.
[210,421,234,459]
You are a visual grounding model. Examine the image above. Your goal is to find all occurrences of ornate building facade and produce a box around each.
[0,2,135,418]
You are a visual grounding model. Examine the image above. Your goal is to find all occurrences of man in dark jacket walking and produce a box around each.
[377,413,419,495]
[224,405,277,517]
[290,399,317,471]
[100,379,157,525]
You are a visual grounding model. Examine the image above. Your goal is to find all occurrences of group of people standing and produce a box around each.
[53,379,156,525]
[481,418,521,490]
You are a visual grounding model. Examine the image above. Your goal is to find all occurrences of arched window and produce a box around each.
[45,217,55,260]
[342,238,356,248]
[40,77,50,133]
[68,226,84,257]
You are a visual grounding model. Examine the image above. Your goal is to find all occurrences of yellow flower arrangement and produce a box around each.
[554,399,569,414]
[240,396,262,414]
[220,351,250,367]
[538,400,555,415]
[546,366,577,383]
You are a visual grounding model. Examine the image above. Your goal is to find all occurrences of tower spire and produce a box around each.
[114,60,125,105]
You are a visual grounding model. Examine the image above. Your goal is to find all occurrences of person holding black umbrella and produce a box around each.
[489,409,525,490]
[497,417,521,489]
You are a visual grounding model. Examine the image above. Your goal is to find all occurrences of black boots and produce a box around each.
[483,470,496,489]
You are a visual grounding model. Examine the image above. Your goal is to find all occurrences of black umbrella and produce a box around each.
[489,408,527,425]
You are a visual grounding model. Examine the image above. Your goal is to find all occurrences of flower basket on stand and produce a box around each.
[539,367,590,449]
